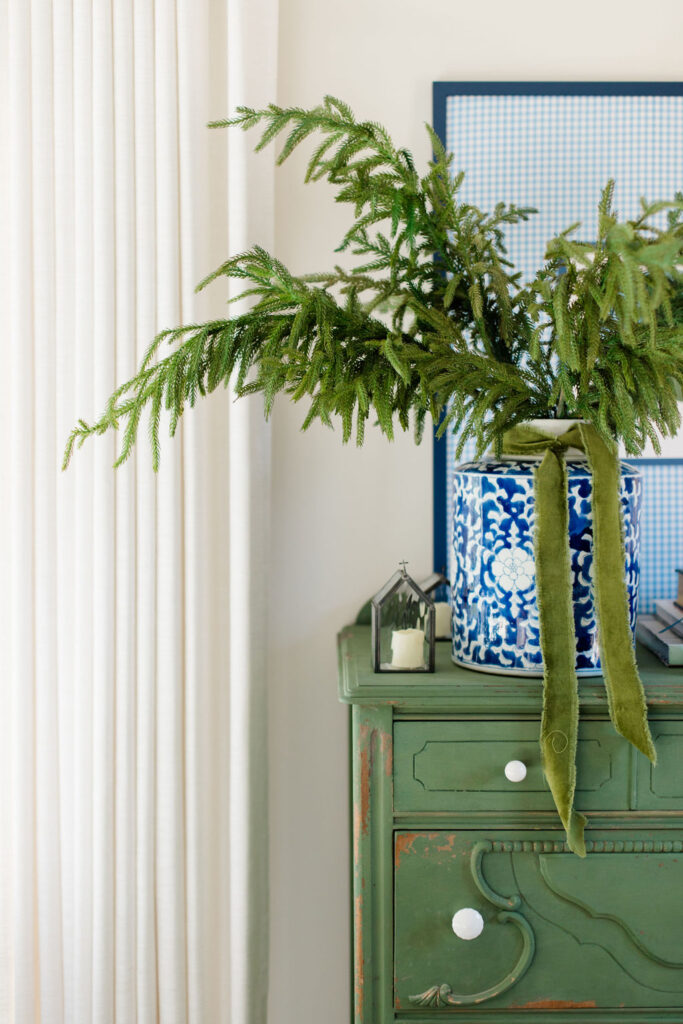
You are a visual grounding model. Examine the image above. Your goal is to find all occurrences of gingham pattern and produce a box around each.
[635,462,683,612]
[440,92,683,613]
[444,93,683,282]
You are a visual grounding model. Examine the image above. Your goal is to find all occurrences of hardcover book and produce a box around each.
[655,599,683,640]
[637,615,683,666]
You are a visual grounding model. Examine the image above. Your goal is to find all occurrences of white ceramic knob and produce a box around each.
[504,759,527,783]
[451,907,484,940]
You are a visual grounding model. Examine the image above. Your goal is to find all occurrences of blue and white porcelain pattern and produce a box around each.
[451,457,641,676]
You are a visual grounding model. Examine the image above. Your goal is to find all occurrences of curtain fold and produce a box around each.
[0,1,278,1021]
[226,1,279,1020]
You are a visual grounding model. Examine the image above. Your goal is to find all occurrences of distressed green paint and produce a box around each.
[406,840,536,1008]
[394,720,630,814]
[395,830,683,1012]
[338,625,683,714]
[340,624,683,1022]
[635,722,683,810]
[351,705,393,1024]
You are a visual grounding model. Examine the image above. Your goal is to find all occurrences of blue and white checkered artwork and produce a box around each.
[435,85,683,615]
[632,461,683,613]
[443,90,683,286]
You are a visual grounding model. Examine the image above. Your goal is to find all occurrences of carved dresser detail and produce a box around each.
[338,623,683,1024]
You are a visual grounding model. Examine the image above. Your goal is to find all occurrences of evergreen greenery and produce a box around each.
[63,96,683,469]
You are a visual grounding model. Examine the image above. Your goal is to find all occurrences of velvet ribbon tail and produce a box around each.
[578,423,656,764]
[502,420,656,856]
[534,447,587,857]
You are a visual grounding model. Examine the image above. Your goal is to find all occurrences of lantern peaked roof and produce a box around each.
[371,563,434,608]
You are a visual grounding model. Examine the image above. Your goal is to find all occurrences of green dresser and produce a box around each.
[338,624,683,1023]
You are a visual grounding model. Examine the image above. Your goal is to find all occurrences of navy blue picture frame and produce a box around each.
[432,81,683,575]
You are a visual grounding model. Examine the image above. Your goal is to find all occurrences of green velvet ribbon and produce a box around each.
[502,422,656,856]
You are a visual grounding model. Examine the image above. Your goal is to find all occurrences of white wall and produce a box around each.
[268,4,683,1021]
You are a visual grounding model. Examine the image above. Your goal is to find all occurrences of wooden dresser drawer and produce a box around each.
[394,719,630,813]
[394,829,683,1015]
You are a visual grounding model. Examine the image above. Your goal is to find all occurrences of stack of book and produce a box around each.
[637,569,683,666]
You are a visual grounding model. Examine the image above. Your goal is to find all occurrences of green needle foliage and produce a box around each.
[63,96,683,470]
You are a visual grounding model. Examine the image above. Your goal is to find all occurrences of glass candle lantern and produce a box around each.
[418,571,452,641]
[371,563,435,672]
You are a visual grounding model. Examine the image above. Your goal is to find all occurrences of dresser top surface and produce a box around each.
[337,624,683,713]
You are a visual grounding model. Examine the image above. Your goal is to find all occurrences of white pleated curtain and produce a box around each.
[0,1,277,1022]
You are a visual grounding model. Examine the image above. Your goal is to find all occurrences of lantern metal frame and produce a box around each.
[371,565,436,673]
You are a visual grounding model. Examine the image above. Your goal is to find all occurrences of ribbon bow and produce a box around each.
[502,422,656,856]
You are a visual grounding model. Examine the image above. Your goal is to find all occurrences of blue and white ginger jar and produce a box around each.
[450,420,641,676]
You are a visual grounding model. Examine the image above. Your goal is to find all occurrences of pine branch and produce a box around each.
[64,103,683,468]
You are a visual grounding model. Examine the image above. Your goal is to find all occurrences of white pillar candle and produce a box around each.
[391,628,425,669]
[434,601,451,639]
